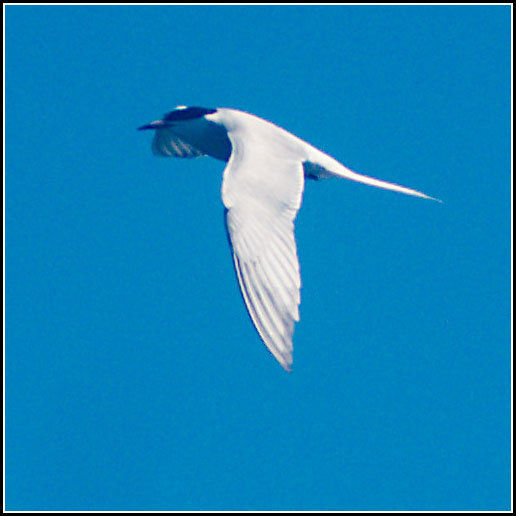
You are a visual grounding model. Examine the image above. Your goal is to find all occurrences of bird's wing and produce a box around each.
[151,127,205,158]
[221,131,305,370]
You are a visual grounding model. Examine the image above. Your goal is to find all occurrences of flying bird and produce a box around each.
[139,106,437,371]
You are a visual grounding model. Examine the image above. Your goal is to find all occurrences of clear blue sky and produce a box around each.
[5,5,511,511]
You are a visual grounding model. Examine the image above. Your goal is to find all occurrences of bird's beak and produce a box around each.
[138,119,166,131]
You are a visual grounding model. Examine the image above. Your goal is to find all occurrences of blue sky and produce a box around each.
[5,5,511,511]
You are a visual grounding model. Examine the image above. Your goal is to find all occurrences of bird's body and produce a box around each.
[139,106,436,370]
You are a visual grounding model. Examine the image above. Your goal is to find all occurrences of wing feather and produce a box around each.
[233,255,292,367]
[152,127,204,158]
[222,131,304,370]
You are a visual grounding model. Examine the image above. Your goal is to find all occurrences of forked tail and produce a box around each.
[304,152,441,202]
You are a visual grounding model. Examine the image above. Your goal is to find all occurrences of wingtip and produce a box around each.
[279,355,293,372]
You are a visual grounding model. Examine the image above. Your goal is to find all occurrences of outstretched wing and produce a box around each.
[222,131,305,370]
[151,127,205,158]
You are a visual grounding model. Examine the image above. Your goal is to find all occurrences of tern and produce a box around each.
[139,106,437,371]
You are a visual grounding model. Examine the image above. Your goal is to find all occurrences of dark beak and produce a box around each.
[138,120,166,131]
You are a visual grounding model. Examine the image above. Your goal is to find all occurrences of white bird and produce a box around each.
[139,106,437,371]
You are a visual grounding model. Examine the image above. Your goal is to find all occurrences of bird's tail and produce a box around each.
[304,149,441,202]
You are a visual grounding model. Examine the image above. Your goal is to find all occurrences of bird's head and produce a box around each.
[138,105,217,130]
